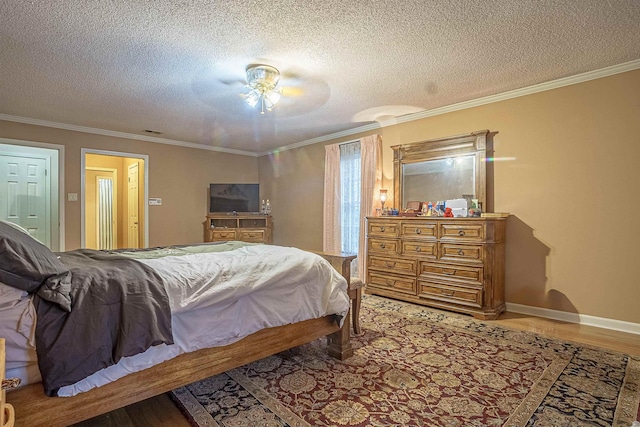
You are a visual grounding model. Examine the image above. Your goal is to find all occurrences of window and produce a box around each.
[324,134,382,282]
[340,141,361,275]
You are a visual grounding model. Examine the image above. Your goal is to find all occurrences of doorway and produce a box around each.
[82,150,148,249]
[0,139,63,251]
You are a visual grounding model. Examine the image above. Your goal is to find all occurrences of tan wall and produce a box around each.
[259,69,640,324]
[2,69,638,323]
[0,121,259,249]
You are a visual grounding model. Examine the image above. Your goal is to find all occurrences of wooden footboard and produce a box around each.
[7,251,355,427]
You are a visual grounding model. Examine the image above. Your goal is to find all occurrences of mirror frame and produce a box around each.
[392,130,496,213]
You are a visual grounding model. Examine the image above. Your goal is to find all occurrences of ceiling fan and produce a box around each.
[191,63,326,118]
[244,64,282,114]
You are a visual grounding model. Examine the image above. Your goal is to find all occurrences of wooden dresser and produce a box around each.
[365,216,506,320]
[204,213,273,244]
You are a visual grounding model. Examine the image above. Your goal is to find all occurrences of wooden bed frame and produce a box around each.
[6,252,356,427]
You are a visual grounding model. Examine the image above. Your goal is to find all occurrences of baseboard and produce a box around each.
[505,303,640,336]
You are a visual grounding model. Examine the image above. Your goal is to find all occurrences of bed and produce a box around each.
[0,220,354,426]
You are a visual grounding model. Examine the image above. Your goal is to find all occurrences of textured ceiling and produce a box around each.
[1,1,640,155]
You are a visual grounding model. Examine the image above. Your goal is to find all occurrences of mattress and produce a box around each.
[2,243,350,397]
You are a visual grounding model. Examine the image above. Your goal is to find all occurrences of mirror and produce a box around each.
[392,130,495,213]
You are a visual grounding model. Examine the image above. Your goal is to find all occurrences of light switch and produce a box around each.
[67,193,78,202]
[148,198,162,205]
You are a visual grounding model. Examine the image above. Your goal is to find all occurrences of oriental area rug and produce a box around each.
[170,295,640,427]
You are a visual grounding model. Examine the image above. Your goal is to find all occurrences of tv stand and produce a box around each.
[204,213,272,244]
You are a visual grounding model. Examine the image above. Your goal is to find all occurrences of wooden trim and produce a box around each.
[1,339,5,427]
[7,252,354,427]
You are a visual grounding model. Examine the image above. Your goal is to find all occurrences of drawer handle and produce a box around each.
[386,279,395,286]
[443,268,456,275]
[380,243,386,249]
[415,246,421,252]
[416,228,421,234]
[457,249,464,256]
[441,290,455,296]
[458,230,465,236]
[385,261,396,268]
[380,226,385,232]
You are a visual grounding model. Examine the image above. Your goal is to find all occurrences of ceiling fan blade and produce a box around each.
[280,86,304,97]
[218,78,246,87]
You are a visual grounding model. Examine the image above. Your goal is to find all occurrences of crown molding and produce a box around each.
[263,58,640,155]
[2,59,639,158]
[0,114,259,157]
[256,122,383,156]
[393,58,640,126]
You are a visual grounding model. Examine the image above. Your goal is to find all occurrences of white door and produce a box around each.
[0,152,49,246]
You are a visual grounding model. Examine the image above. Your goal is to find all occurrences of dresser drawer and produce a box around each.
[211,229,237,240]
[367,221,400,237]
[440,222,484,240]
[238,229,265,242]
[400,222,437,239]
[419,262,483,284]
[401,240,437,259]
[418,281,483,308]
[368,256,416,275]
[367,271,416,295]
[368,238,399,256]
[439,243,483,264]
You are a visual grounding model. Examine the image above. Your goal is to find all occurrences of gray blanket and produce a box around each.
[34,249,173,396]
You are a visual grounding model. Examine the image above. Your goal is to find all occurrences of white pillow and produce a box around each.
[0,282,37,369]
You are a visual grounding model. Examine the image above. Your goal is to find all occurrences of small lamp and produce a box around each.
[379,189,388,212]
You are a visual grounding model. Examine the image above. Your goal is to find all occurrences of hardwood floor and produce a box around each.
[71,393,191,427]
[72,308,640,427]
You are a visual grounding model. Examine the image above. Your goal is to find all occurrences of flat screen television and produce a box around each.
[209,183,260,213]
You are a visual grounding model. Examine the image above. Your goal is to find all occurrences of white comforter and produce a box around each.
[4,244,350,397]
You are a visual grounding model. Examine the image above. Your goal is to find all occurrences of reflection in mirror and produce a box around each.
[402,155,475,206]
[392,130,495,213]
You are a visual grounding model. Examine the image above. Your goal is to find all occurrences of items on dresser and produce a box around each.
[365,216,506,320]
[204,213,272,244]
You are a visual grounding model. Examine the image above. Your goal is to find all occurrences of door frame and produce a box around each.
[0,137,64,251]
[81,149,149,248]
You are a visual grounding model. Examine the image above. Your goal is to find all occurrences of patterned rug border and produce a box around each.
[364,295,640,425]
[171,295,640,426]
[364,295,640,426]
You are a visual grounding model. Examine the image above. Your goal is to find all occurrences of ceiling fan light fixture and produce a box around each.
[245,88,261,108]
[244,64,282,114]
[264,89,281,106]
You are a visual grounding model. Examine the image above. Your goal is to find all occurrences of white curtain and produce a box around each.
[323,134,383,282]
[98,177,114,250]
[323,144,341,253]
[359,134,383,280]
